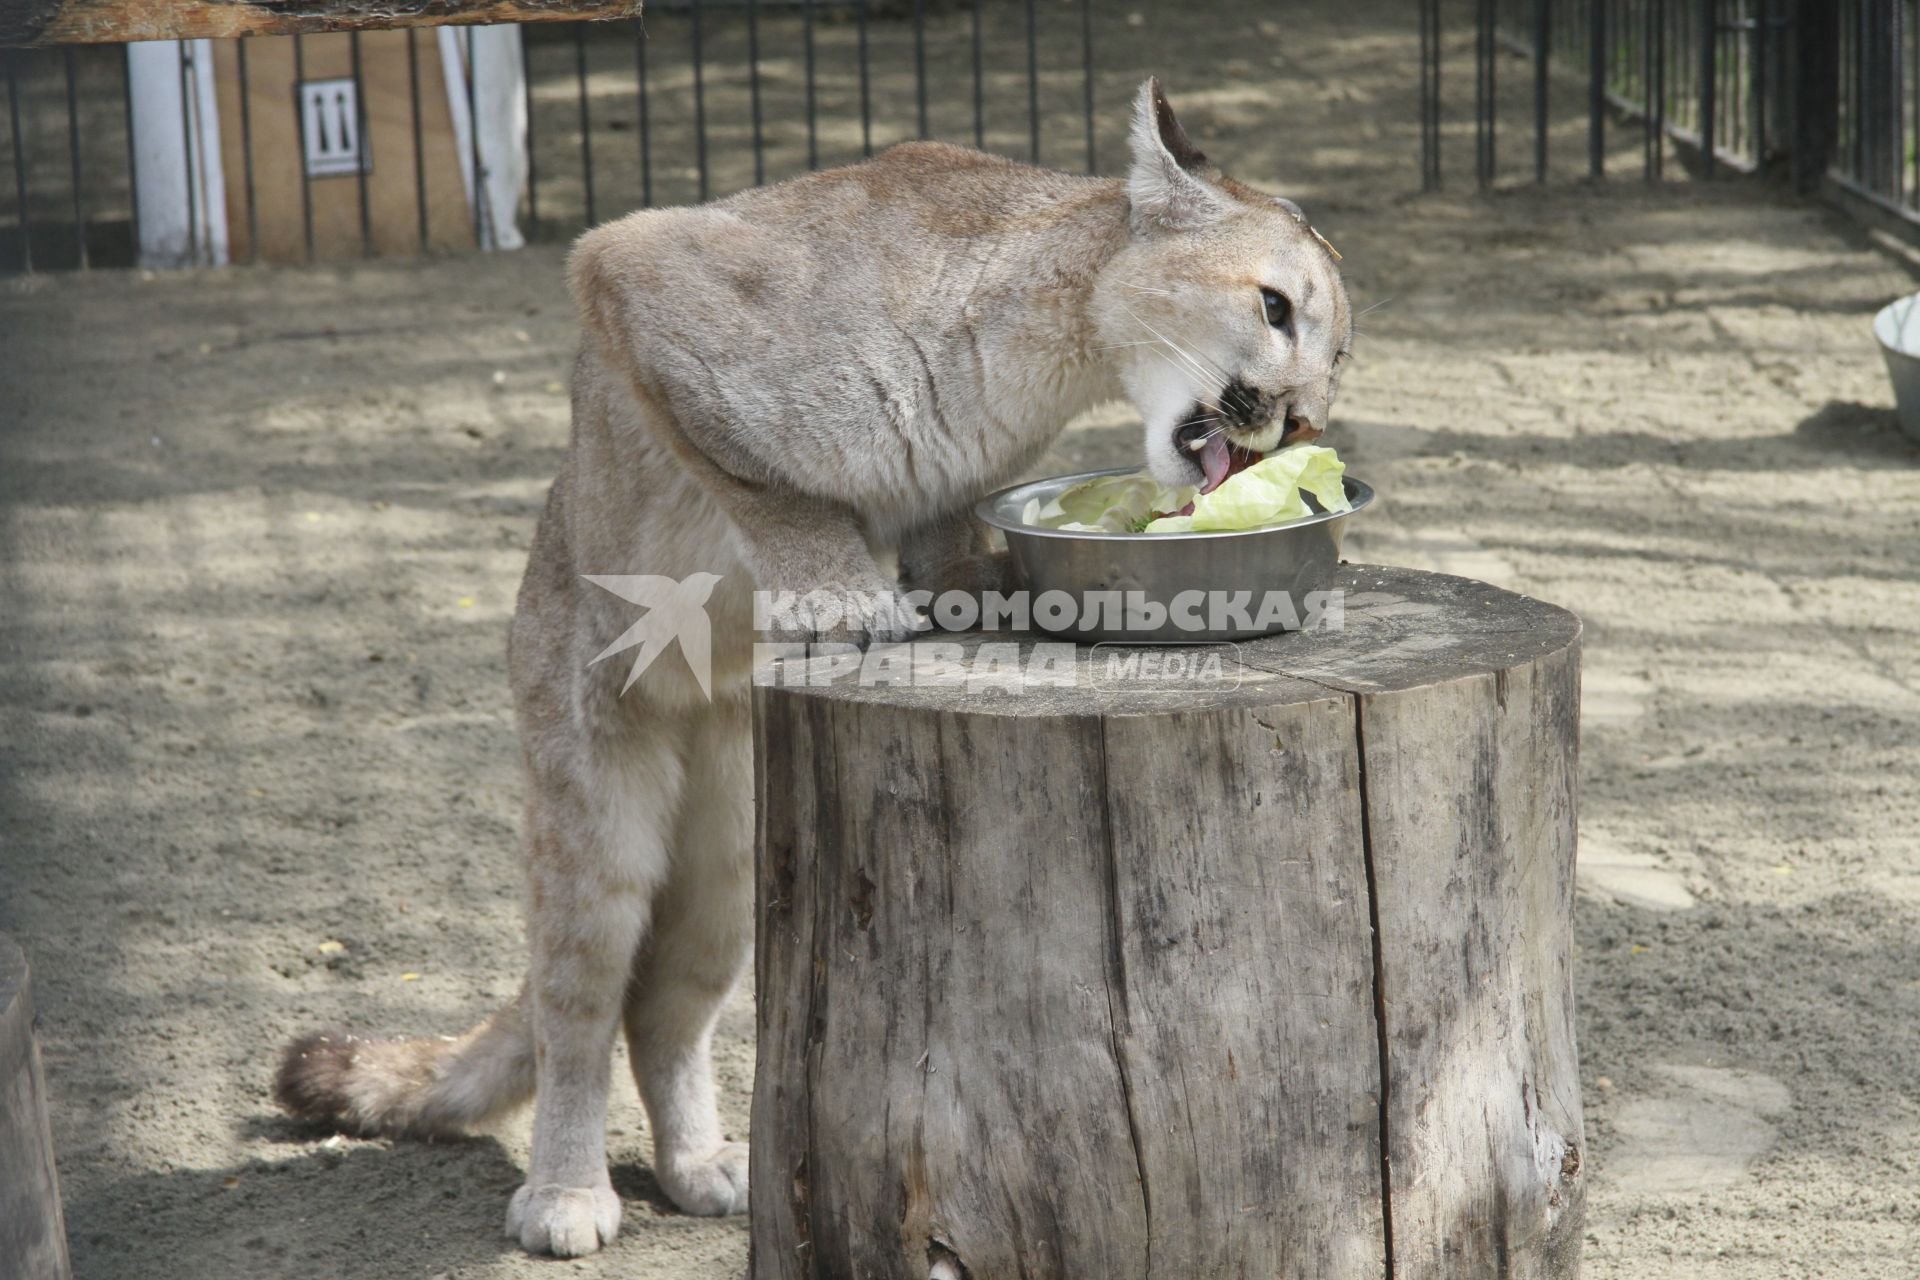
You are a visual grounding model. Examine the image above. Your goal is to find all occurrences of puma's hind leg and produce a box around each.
[623,695,754,1216]
[508,719,685,1256]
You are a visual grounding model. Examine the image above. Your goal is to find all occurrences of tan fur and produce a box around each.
[275,80,1351,1261]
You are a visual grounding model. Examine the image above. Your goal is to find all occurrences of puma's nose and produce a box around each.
[1219,378,1279,429]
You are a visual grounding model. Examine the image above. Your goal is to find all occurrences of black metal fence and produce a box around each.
[1830,0,1919,222]
[519,0,1098,236]
[1418,0,1920,234]
[10,2,1920,275]
[1420,0,1792,187]
[0,0,1098,274]
[1,43,129,270]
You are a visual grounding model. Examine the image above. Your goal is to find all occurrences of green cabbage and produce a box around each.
[1145,445,1350,533]
[1020,471,1194,534]
[1023,445,1349,535]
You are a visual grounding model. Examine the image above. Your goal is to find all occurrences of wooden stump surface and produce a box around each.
[751,565,1585,1280]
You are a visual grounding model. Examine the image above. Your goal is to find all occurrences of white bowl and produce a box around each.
[1872,292,1920,442]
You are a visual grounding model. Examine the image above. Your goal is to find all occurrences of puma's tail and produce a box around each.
[274,986,534,1137]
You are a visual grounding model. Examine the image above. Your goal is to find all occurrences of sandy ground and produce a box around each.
[3,1,1919,1276]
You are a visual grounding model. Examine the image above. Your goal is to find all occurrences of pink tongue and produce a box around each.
[1199,434,1232,494]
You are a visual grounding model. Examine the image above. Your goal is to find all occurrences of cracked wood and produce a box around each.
[750,566,1584,1279]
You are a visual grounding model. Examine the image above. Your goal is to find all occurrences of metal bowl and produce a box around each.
[975,467,1374,643]
[1873,292,1920,442]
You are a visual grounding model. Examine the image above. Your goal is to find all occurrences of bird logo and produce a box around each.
[582,572,723,699]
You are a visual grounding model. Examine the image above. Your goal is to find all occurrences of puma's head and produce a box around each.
[1093,79,1353,494]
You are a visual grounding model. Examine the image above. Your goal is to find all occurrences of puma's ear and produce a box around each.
[1127,78,1222,232]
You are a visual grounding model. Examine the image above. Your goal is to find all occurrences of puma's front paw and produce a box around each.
[507,1179,622,1256]
[777,586,927,648]
[657,1141,750,1216]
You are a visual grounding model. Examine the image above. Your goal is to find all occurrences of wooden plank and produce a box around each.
[753,694,1153,1276]
[1357,641,1585,1277]
[1,0,636,49]
[1099,695,1386,1277]
[748,687,825,1277]
[752,688,1389,1277]
[210,31,474,263]
[0,934,72,1280]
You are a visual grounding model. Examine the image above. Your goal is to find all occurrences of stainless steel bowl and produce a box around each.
[975,467,1374,642]
[1873,293,1920,442]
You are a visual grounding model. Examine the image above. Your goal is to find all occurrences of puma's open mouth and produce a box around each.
[1174,412,1320,501]
[1174,421,1259,495]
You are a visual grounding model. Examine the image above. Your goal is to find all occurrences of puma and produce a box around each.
[274,78,1352,1258]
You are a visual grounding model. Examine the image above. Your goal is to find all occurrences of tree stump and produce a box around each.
[1,934,72,1280]
[750,566,1585,1280]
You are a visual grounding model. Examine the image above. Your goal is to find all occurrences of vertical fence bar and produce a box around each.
[1726,0,1740,158]
[802,0,818,169]
[574,23,597,224]
[1534,0,1550,180]
[692,0,710,198]
[350,32,373,257]
[1890,0,1902,200]
[913,0,929,139]
[64,48,88,268]
[179,42,200,266]
[237,39,260,262]
[971,0,985,150]
[1420,0,1441,189]
[1630,0,1641,102]
[6,54,28,274]
[524,30,539,231]
[1833,0,1844,179]
[635,18,653,204]
[856,0,872,158]
[1860,0,1870,183]
[1752,0,1768,163]
[467,27,488,248]
[1590,0,1606,175]
[1650,0,1665,177]
[1863,0,1899,195]
[1081,0,1096,173]
[294,35,316,260]
[408,28,429,251]
[1420,0,1433,187]
[1895,0,1906,202]
[1025,0,1040,162]
[1855,0,1866,182]
[122,47,140,260]
[748,0,766,181]
[1852,0,1864,181]
[1699,0,1716,175]
[1477,0,1498,188]
[1791,0,1829,190]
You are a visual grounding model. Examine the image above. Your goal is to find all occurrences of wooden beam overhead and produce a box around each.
[1,0,638,49]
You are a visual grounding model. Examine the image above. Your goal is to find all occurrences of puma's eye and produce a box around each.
[1261,287,1293,331]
